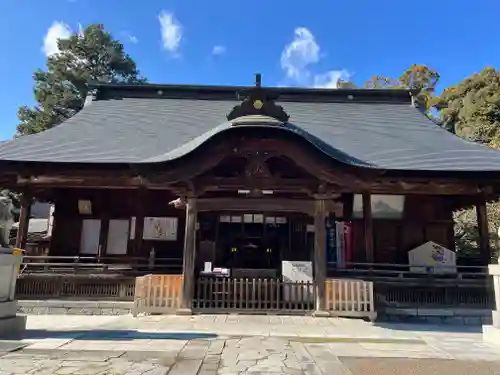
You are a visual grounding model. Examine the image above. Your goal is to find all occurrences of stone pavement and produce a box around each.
[0,314,499,374]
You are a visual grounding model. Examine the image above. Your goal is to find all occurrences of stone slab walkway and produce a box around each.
[0,315,499,374]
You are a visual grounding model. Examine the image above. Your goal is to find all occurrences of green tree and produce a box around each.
[437,68,500,259]
[364,64,440,111]
[453,203,500,259]
[17,24,146,136]
[438,67,500,144]
[363,75,400,89]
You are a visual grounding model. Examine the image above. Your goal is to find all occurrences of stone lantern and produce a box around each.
[0,248,26,338]
[483,264,500,344]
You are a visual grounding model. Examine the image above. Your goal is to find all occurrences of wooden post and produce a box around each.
[47,204,56,255]
[313,199,328,315]
[178,197,197,314]
[15,194,31,249]
[476,198,490,265]
[134,188,146,256]
[363,192,374,263]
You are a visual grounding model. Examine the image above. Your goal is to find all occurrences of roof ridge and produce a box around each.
[90,82,414,104]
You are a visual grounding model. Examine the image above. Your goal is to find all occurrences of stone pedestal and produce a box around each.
[483,264,500,345]
[0,250,26,339]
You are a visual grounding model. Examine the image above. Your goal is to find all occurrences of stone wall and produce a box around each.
[17,300,133,316]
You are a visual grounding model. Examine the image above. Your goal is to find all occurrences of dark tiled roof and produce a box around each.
[1,83,500,172]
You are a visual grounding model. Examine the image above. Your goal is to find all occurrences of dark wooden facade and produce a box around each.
[9,128,494,264]
[37,189,455,265]
[5,78,500,313]
[9,131,496,312]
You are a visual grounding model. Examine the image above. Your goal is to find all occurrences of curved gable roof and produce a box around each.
[1,83,500,172]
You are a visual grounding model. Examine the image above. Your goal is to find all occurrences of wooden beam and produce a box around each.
[16,182,485,196]
[14,172,493,197]
[476,197,490,265]
[362,192,374,263]
[15,193,31,249]
[369,179,487,195]
[197,197,316,215]
[313,199,327,314]
[195,176,318,195]
[139,138,367,189]
[178,197,197,314]
[17,175,143,188]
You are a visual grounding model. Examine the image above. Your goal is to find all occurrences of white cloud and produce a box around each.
[158,10,182,55]
[280,27,320,84]
[212,45,226,56]
[42,21,72,57]
[313,70,351,88]
[122,31,139,44]
[280,27,351,88]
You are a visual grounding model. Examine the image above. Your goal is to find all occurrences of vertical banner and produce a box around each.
[343,221,353,267]
[325,218,337,266]
[335,222,345,268]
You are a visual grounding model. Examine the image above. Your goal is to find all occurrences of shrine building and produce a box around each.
[2,75,500,313]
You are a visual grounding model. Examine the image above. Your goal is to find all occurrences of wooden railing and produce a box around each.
[19,256,183,275]
[327,262,492,310]
[193,277,315,313]
[16,258,492,312]
[16,274,136,301]
[328,262,489,283]
[324,279,376,321]
[375,281,494,309]
[132,274,183,316]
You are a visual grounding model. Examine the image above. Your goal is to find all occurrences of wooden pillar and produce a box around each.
[47,204,56,256]
[178,197,197,314]
[134,188,146,256]
[313,199,328,314]
[98,193,109,260]
[362,192,374,263]
[476,198,490,265]
[15,194,31,249]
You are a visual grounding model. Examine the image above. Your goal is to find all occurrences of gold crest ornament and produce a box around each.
[253,100,263,109]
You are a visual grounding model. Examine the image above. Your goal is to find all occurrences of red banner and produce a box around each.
[343,221,353,266]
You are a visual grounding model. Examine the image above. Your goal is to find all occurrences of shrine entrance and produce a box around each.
[196,208,314,278]
[216,212,290,272]
[193,205,317,313]
[171,128,350,314]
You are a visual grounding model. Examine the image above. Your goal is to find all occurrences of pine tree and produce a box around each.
[17,24,146,135]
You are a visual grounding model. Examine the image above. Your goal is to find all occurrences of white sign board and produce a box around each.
[282,261,313,282]
[143,217,178,240]
[204,262,212,273]
[130,217,178,241]
[408,241,456,274]
[282,261,314,302]
[106,220,129,255]
[79,219,101,255]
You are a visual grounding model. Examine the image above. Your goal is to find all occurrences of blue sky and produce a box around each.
[1,0,500,140]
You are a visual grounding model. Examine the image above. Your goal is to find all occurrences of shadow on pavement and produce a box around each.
[0,341,29,353]
[374,322,482,334]
[23,330,218,341]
